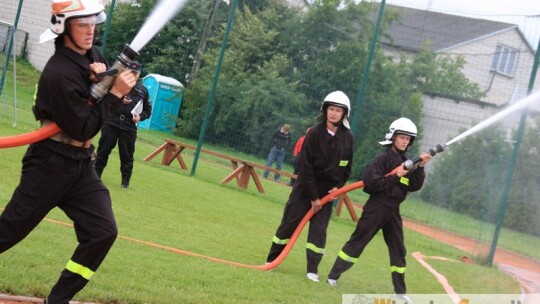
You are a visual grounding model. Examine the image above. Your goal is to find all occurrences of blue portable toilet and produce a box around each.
[138,74,184,133]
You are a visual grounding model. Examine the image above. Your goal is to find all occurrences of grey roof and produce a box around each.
[382,5,518,52]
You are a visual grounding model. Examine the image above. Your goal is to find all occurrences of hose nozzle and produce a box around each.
[403,143,446,170]
[90,44,139,102]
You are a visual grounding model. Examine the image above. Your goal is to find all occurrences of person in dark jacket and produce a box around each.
[326,117,432,304]
[265,91,354,283]
[94,61,152,188]
[262,124,292,182]
[0,1,136,303]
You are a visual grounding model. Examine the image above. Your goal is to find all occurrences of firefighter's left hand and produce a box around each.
[418,152,432,167]
[328,187,339,200]
[132,114,141,123]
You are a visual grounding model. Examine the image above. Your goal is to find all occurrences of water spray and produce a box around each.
[403,89,540,170]
[89,0,191,101]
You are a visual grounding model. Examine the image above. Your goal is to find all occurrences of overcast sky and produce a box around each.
[376,0,540,48]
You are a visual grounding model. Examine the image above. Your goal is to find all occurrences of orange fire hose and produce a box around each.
[1,124,403,271]
[117,167,401,271]
[0,122,61,148]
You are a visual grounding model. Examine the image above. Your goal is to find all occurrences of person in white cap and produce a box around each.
[0,1,136,303]
[265,91,354,283]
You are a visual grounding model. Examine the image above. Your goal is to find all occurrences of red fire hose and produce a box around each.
[0,122,61,149]
[1,123,407,271]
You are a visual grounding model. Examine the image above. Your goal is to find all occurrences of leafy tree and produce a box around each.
[105,0,490,180]
[504,118,540,235]
[177,3,307,159]
[103,0,225,83]
[420,120,540,236]
[410,42,485,100]
[420,126,512,219]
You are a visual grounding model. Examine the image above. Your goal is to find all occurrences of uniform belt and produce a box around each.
[41,120,93,148]
[119,114,126,121]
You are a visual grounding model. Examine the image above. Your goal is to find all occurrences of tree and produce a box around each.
[420,120,540,236]
[411,42,485,100]
[104,0,223,83]
[177,4,307,158]
[106,0,489,178]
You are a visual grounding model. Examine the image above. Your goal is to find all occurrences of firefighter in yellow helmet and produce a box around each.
[0,1,136,303]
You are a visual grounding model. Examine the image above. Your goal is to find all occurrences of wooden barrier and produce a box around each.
[143,138,296,193]
[144,138,359,221]
[335,194,360,222]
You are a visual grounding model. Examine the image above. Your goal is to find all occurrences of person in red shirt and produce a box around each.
[288,127,310,186]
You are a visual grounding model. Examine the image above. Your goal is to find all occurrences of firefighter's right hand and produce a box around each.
[109,70,137,99]
[311,199,322,213]
[89,62,107,82]
[396,165,410,177]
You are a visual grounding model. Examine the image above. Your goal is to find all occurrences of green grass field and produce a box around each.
[0,59,533,303]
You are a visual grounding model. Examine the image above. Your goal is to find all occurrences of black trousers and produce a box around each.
[0,142,118,304]
[328,201,407,294]
[266,184,334,274]
[94,124,137,184]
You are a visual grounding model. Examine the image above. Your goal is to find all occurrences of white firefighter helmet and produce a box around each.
[39,0,107,44]
[378,117,417,146]
[321,90,351,129]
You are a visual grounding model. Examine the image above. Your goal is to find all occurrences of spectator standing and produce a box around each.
[262,124,291,182]
[326,117,432,304]
[265,91,353,283]
[94,61,152,188]
[0,1,136,302]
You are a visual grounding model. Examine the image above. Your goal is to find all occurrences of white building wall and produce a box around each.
[1,0,113,71]
[1,0,54,71]
[420,95,501,153]
[439,29,539,107]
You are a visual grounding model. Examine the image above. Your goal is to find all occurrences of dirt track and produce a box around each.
[405,219,540,294]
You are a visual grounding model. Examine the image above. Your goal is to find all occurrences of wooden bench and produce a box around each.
[143,138,296,193]
[144,138,359,221]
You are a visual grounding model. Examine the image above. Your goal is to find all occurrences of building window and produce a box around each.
[491,45,517,76]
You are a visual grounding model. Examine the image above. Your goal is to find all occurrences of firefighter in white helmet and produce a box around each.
[0,1,136,303]
[39,0,107,44]
[326,117,432,304]
[266,91,354,282]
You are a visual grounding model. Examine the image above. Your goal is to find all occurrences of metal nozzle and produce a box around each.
[428,143,446,156]
[89,44,140,102]
[403,143,446,170]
